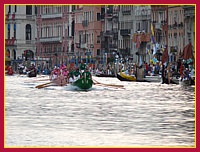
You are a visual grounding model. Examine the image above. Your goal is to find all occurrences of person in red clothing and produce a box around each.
[6,66,14,75]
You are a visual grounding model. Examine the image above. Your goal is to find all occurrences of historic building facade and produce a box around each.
[5,5,195,70]
[100,5,119,64]
[168,6,184,62]
[35,5,75,68]
[74,5,102,67]
[5,5,37,68]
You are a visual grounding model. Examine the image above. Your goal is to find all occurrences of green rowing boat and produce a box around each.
[72,74,93,90]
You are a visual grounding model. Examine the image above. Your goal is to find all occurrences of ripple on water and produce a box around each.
[5,75,195,147]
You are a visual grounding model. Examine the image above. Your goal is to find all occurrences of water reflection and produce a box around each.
[5,75,195,147]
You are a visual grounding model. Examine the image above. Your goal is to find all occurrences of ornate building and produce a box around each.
[5,5,37,69]
[35,5,74,68]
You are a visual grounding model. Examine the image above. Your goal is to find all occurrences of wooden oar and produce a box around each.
[37,84,53,89]
[35,82,52,88]
[94,83,124,89]
[92,78,124,88]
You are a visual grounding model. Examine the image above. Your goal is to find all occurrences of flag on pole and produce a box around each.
[146,48,151,55]
[151,35,156,45]
[181,42,193,60]
[151,23,154,36]
[151,23,156,44]
[153,45,156,55]
[162,46,169,64]
[148,49,151,55]
[136,35,141,49]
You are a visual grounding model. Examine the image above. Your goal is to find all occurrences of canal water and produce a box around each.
[5,74,195,147]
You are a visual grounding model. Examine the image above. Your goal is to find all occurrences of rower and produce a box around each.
[68,67,75,83]
[73,68,81,81]
[79,60,86,73]
[82,66,92,79]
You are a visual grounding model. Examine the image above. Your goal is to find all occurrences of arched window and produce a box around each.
[6,49,10,58]
[13,49,16,60]
[26,24,31,40]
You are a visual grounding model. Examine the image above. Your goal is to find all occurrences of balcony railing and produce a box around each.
[119,48,130,55]
[80,43,88,49]
[5,38,16,46]
[82,20,88,27]
[122,10,131,15]
[40,36,62,43]
[104,30,113,36]
[109,44,117,49]
[41,13,62,19]
[155,23,162,30]
[132,33,151,43]
[120,29,131,36]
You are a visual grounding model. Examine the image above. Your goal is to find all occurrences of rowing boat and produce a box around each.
[117,71,136,81]
[50,74,67,86]
[71,74,93,90]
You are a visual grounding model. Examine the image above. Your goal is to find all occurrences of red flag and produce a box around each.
[136,35,141,49]
[6,14,9,20]
[12,13,15,20]
[182,43,193,60]
[162,46,169,63]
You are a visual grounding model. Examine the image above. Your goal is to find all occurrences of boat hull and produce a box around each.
[28,71,37,77]
[117,71,136,81]
[95,74,115,77]
[72,77,93,90]
[179,78,195,86]
[52,75,67,86]
[143,75,161,83]
[50,74,67,86]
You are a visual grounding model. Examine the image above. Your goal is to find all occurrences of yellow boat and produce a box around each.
[117,71,136,81]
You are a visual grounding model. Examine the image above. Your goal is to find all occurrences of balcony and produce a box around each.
[170,46,178,53]
[76,43,80,48]
[80,43,88,49]
[119,48,130,55]
[120,29,131,36]
[41,13,62,19]
[122,10,131,15]
[5,37,16,46]
[155,23,162,30]
[113,33,118,40]
[40,36,62,43]
[109,44,117,50]
[90,44,94,48]
[26,40,35,44]
[104,30,113,37]
[132,33,151,43]
[82,20,88,27]
[6,13,10,20]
